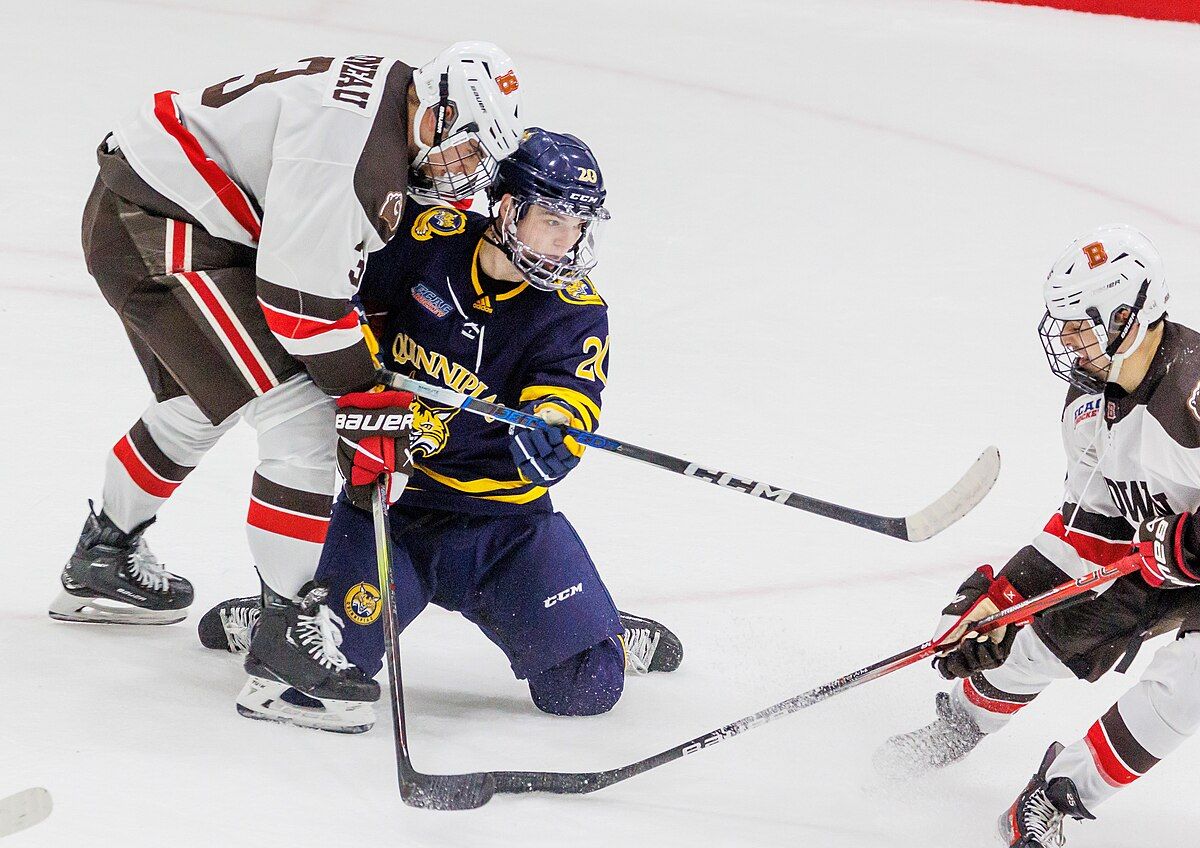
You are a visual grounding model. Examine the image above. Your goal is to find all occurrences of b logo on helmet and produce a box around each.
[495,71,519,95]
[1082,241,1108,269]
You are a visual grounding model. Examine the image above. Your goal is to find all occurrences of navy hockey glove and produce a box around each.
[336,390,414,510]
[1133,512,1200,589]
[932,565,1025,680]
[508,403,580,487]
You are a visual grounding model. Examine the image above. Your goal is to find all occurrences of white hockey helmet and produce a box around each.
[1038,224,1167,393]
[409,42,524,203]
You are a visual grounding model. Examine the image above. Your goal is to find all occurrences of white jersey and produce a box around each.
[1012,321,1200,595]
[110,56,414,392]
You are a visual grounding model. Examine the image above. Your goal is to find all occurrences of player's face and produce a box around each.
[1058,319,1110,376]
[1058,312,1138,375]
[417,104,485,178]
[514,204,587,259]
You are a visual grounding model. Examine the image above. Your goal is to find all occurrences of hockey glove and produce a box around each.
[932,565,1025,680]
[508,402,580,487]
[1132,512,1200,589]
[335,390,414,511]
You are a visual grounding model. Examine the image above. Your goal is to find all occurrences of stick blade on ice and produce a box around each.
[903,445,1001,542]
[0,787,52,838]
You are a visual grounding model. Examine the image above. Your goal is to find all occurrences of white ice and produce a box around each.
[4,1,1200,845]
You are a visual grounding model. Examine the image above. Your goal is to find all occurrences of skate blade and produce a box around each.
[235,677,375,734]
[48,589,186,625]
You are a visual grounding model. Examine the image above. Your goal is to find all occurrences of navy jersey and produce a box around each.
[360,203,609,514]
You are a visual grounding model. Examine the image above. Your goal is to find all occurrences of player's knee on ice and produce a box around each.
[527,637,624,716]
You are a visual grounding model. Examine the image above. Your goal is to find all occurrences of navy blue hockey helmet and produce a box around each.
[486,127,611,291]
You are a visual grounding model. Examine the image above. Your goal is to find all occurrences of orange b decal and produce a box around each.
[496,71,519,95]
[1082,241,1108,269]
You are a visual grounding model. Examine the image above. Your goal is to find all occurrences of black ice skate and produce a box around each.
[998,742,1095,847]
[198,595,259,653]
[873,690,986,778]
[48,502,193,625]
[236,582,379,734]
[620,611,683,674]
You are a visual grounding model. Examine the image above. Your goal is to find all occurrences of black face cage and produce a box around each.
[408,73,497,203]
[1037,279,1150,394]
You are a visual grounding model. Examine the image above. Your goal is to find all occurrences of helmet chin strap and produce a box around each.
[1102,278,1152,389]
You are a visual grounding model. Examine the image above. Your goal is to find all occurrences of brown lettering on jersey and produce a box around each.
[378,191,405,235]
[495,71,519,95]
[1082,241,1108,269]
[202,57,334,108]
[332,55,384,110]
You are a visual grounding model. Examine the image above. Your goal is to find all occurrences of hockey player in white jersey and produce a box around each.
[53,43,523,730]
[876,225,1200,846]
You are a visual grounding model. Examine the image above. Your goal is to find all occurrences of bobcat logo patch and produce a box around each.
[411,206,467,241]
[344,582,381,626]
[409,398,461,458]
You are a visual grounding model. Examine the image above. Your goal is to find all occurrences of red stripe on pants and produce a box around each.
[178,271,275,393]
[112,435,181,499]
[246,500,329,545]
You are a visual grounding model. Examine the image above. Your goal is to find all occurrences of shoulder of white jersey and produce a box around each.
[1062,385,1104,429]
[1147,320,1200,450]
[556,276,606,307]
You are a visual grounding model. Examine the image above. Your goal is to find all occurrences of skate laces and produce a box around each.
[1022,789,1066,847]
[295,605,354,671]
[220,604,258,653]
[623,627,661,675]
[125,539,172,593]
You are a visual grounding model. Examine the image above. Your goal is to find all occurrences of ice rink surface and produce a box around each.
[4,0,1200,845]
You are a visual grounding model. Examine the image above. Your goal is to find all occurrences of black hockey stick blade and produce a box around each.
[400,772,497,811]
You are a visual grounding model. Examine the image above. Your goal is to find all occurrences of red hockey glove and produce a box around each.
[931,565,1025,680]
[335,390,414,510]
[1132,512,1200,589]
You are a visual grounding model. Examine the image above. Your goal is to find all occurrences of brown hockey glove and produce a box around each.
[1132,512,1200,589]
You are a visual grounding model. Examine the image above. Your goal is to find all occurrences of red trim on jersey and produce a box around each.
[152,90,262,242]
[1044,513,1130,565]
[258,299,362,340]
[112,435,181,499]
[246,499,329,544]
[177,271,275,393]
[1085,720,1141,786]
[961,677,1028,715]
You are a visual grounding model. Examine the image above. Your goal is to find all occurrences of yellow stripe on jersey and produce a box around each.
[519,385,600,432]
[415,464,548,503]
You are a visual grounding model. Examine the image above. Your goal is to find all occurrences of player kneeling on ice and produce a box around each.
[876,225,1200,846]
[200,128,682,732]
[49,42,525,729]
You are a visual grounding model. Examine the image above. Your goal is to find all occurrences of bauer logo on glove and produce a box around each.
[336,390,415,510]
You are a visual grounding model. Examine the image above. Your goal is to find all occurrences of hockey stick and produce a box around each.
[371,481,497,811]
[0,787,52,838]
[378,370,1000,542]
[390,558,1137,809]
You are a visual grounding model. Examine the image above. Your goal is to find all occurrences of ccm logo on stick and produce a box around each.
[335,413,413,430]
[544,583,583,608]
[683,464,793,503]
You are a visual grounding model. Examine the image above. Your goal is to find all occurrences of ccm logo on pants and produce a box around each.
[544,583,583,608]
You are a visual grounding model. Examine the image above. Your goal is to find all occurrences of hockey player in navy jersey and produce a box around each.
[54,42,524,731]
[199,128,682,731]
[875,225,1200,846]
